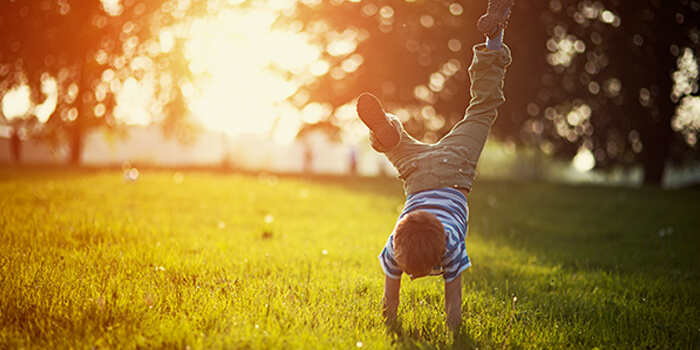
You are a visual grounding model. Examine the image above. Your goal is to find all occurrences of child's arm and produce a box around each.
[382,275,401,323]
[444,273,463,331]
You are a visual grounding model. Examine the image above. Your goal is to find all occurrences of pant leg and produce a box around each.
[370,113,430,180]
[437,44,512,164]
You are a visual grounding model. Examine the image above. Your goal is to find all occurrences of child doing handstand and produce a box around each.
[356,0,514,331]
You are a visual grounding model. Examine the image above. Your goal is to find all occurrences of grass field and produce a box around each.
[0,167,698,349]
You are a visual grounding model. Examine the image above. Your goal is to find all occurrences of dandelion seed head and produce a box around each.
[124,167,139,182]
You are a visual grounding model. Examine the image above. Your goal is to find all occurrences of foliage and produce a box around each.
[283,0,700,185]
[0,0,201,163]
[280,0,485,143]
[1,168,698,349]
[1,0,699,182]
[526,0,700,185]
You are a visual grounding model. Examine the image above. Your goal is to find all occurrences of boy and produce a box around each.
[356,0,514,331]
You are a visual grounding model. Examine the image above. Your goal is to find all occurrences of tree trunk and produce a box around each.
[639,85,673,187]
[10,128,21,163]
[640,3,677,187]
[640,130,670,186]
[69,120,83,165]
[68,75,92,165]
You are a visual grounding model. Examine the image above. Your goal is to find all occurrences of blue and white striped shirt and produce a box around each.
[378,187,471,283]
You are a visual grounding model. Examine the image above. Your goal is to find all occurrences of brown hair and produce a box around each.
[393,210,446,276]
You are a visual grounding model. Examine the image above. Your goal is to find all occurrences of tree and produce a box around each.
[522,0,700,185]
[284,0,700,186]
[280,0,488,141]
[0,85,38,163]
[0,0,200,164]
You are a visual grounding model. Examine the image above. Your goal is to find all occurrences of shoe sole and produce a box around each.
[356,93,400,150]
[477,0,514,36]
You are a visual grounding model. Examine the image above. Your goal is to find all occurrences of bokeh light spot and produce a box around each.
[573,148,595,172]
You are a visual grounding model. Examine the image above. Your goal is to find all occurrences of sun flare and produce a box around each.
[184,6,321,143]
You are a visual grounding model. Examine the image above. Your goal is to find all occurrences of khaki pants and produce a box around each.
[371,44,512,195]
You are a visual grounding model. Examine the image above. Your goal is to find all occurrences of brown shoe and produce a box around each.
[477,0,514,38]
[356,93,400,150]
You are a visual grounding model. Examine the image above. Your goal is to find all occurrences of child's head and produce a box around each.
[393,210,446,278]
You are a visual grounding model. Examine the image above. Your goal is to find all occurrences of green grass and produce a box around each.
[0,167,698,349]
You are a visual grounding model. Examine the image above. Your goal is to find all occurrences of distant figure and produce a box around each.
[303,142,313,175]
[349,147,358,176]
[356,0,514,332]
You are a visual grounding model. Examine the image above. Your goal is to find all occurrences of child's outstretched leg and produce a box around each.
[435,1,513,192]
[477,0,514,48]
[356,93,401,151]
[356,92,429,194]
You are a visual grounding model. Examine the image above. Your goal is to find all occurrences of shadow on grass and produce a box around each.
[467,179,700,280]
[306,174,699,281]
[450,330,478,350]
[310,175,700,280]
[335,176,700,348]
[463,180,700,347]
[385,321,479,350]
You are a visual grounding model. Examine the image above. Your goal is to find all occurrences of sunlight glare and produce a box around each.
[101,0,122,16]
[573,147,595,172]
[1,77,56,123]
[671,47,700,146]
[2,85,31,119]
[184,7,322,143]
[35,75,58,123]
[113,77,156,125]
